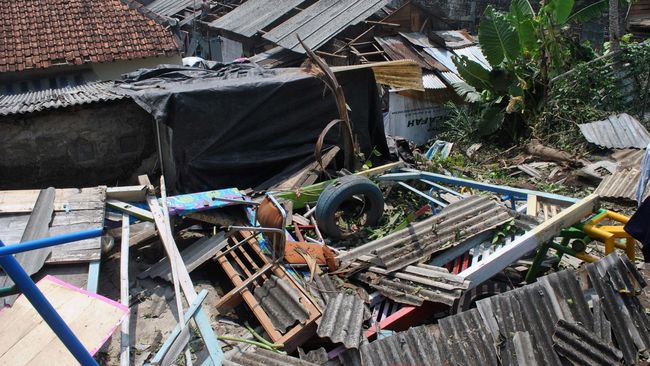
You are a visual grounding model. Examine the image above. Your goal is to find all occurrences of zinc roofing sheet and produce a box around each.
[578,113,650,149]
[263,0,390,53]
[210,0,305,37]
[146,0,197,17]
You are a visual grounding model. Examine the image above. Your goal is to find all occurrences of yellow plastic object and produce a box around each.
[582,210,635,260]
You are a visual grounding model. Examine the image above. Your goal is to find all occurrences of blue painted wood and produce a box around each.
[86,260,101,293]
[148,290,209,365]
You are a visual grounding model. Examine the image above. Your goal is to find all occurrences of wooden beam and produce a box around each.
[119,213,130,366]
[106,199,154,222]
[460,194,599,287]
[106,186,148,202]
[526,195,538,217]
[142,175,223,364]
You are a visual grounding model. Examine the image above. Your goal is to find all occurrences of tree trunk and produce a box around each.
[609,0,620,53]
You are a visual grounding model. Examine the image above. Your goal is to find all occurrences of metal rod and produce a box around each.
[397,182,447,208]
[0,240,99,366]
[0,228,103,257]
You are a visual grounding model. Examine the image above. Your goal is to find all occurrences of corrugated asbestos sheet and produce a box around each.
[146,0,196,17]
[228,347,318,366]
[357,263,470,306]
[373,195,512,271]
[316,292,369,349]
[307,273,338,310]
[263,0,391,53]
[578,113,650,148]
[0,81,126,116]
[594,168,650,202]
[586,254,650,365]
[552,319,623,365]
[359,253,647,366]
[253,275,309,333]
[337,195,513,272]
[360,325,441,365]
[360,310,499,366]
[210,0,305,38]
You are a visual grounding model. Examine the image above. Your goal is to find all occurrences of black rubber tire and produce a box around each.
[315,175,384,239]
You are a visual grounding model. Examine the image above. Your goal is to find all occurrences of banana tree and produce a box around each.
[452,0,612,137]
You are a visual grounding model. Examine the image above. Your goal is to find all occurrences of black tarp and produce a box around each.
[120,62,388,193]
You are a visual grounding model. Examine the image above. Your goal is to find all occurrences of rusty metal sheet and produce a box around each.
[578,113,650,149]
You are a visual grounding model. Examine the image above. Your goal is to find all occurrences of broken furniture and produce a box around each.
[214,230,321,352]
[526,209,637,281]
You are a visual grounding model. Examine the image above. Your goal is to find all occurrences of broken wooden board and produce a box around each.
[138,233,228,281]
[0,276,127,366]
[0,187,106,264]
[0,187,55,292]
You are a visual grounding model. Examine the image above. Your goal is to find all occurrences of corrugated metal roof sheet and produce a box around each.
[433,30,475,49]
[358,263,470,306]
[0,81,127,116]
[439,71,464,85]
[228,347,319,366]
[453,45,492,70]
[585,254,650,365]
[210,0,305,38]
[399,32,436,48]
[375,36,439,70]
[612,148,645,169]
[316,292,369,349]
[594,168,650,202]
[253,275,310,333]
[578,113,650,148]
[146,0,196,17]
[552,320,623,365]
[263,0,391,53]
[422,72,446,89]
[423,47,457,72]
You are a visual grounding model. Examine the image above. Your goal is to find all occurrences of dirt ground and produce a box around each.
[95,239,251,366]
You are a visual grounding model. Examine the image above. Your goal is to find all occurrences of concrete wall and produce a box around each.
[0,100,156,189]
[92,54,182,80]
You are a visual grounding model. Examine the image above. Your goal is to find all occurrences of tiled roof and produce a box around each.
[0,0,179,73]
[0,81,127,116]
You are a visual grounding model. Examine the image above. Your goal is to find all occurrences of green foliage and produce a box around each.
[479,6,521,66]
[448,0,614,141]
[567,0,608,23]
[543,0,575,25]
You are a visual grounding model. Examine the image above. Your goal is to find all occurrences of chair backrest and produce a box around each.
[256,196,286,261]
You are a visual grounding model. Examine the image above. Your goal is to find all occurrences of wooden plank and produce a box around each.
[273,146,340,191]
[138,233,228,281]
[86,260,101,293]
[106,199,154,222]
[460,194,599,287]
[0,276,127,366]
[144,176,223,365]
[107,186,148,202]
[526,195,538,217]
[0,187,106,213]
[0,187,55,290]
[120,213,130,366]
